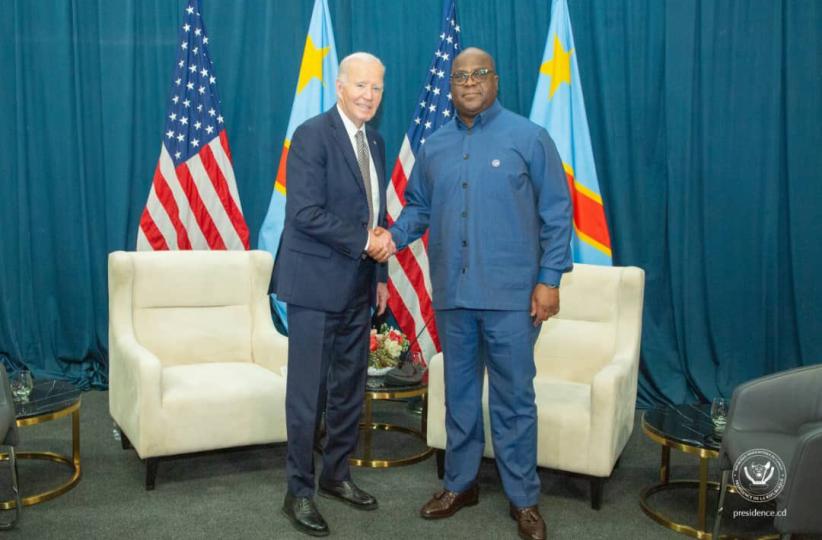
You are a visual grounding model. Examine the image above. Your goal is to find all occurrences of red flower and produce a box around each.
[369,334,378,352]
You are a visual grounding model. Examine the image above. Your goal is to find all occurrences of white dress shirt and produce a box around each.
[337,105,380,251]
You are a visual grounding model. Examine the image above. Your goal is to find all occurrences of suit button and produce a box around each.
[461,211,467,217]
[462,241,467,247]
[462,182,468,188]
[463,153,469,160]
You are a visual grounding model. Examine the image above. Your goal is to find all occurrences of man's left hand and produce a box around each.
[376,282,389,315]
[530,284,559,326]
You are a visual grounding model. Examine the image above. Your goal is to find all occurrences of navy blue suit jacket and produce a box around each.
[272,107,388,313]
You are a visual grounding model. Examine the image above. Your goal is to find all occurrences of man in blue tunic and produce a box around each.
[389,48,572,540]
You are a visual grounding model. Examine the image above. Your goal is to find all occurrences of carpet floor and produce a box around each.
[0,390,814,539]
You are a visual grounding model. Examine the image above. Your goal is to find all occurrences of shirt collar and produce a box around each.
[455,99,503,130]
[337,104,365,139]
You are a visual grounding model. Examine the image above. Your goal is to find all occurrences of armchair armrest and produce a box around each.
[774,427,822,533]
[727,365,822,434]
[589,354,638,470]
[109,335,163,452]
[248,250,288,375]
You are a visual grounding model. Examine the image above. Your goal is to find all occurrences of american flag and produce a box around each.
[386,0,462,361]
[137,0,249,251]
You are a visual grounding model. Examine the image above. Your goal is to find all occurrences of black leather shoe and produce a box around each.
[318,479,378,510]
[282,492,329,537]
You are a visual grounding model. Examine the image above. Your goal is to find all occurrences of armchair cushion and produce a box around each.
[156,362,287,456]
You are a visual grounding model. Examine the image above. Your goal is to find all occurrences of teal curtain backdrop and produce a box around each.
[1,1,820,402]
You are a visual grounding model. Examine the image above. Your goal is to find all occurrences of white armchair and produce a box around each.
[108,250,288,489]
[426,264,645,508]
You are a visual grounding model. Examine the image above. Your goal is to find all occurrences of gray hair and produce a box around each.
[338,52,385,82]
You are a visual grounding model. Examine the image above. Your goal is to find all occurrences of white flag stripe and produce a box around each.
[406,237,434,299]
[136,227,150,250]
[186,154,244,249]
[388,257,437,359]
[386,138,416,220]
[387,135,438,360]
[397,137,416,194]
[144,184,180,248]
[387,182,405,224]
[397,152,435,296]
[208,137,243,213]
[389,242,436,359]
[158,145,209,249]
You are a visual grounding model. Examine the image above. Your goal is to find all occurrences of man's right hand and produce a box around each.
[367,227,396,262]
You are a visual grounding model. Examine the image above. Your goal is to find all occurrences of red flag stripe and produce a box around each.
[138,183,179,250]
[566,173,611,250]
[175,161,227,250]
[138,207,170,250]
[387,258,439,357]
[218,129,233,163]
[387,147,441,358]
[185,153,240,249]
[386,280,422,352]
[200,141,250,249]
[274,142,290,194]
[394,234,440,343]
[212,132,244,217]
[152,161,193,249]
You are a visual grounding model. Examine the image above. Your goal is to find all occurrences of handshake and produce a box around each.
[366,226,397,263]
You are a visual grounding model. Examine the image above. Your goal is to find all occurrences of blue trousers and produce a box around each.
[436,309,541,508]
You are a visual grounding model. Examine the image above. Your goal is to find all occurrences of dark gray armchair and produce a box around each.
[0,366,21,528]
[713,364,822,539]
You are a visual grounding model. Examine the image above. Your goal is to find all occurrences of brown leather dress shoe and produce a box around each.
[509,504,546,540]
[419,484,479,519]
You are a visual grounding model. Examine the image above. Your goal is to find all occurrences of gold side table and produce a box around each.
[349,380,433,468]
[640,405,777,540]
[1,379,82,508]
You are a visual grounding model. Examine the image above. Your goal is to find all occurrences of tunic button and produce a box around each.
[463,153,469,160]
[461,211,467,217]
[462,182,468,188]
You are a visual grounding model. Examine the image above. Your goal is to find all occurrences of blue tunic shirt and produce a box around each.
[391,100,573,311]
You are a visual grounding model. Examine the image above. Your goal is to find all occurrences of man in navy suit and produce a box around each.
[273,52,394,537]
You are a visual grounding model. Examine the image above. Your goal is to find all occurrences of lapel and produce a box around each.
[329,107,367,197]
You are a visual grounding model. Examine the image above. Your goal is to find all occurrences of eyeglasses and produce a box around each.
[450,68,494,85]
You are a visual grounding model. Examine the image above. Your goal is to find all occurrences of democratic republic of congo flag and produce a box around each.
[529,0,612,265]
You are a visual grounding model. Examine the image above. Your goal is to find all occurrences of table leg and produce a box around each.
[660,446,670,484]
[72,408,81,472]
[420,392,428,436]
[362,394,373,462]
[698,455,709,532]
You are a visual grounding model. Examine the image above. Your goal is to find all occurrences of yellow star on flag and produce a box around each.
[539,34,573,99]
[296,35,330,94]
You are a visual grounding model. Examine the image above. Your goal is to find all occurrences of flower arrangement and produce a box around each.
[369,323,410,371]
